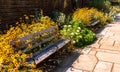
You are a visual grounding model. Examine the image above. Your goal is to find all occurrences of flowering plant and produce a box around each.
[72,8,107,26]
[0,15,56,71]
[61,20,96,47]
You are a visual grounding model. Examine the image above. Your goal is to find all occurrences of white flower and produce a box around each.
[70,35,73,38]
[78,27,81,30]
[71,33,74,35]
[75,32,78,35]
[72,41,76,43]
[64,25,67,27]
[77,30,80,32]
[76,40,79,42]
[79,35,82,38]
[67,29,70,31]
[68,25,71,27]
[63,29,66,32]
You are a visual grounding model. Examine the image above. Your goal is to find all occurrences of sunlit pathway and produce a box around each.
[66,13,120,72]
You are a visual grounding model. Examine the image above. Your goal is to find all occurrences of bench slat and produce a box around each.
[11,26,58,51]
[14,31,58,51]
[27,39,70,64]
[34,46,58,64]
[26,39,63,64]
[22,34,59,53]
[90,20,100,26]
[10,26,58,45]
[57,39,70,50]
[34,39,70,64]
[32,39,63,57]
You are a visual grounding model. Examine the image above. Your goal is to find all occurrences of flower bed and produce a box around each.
[1,5,119,71]
[0,16,56,71]
[72,8,107,26]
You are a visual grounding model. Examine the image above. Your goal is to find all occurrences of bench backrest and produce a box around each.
[90,20,100,27]
[10,26,59,53]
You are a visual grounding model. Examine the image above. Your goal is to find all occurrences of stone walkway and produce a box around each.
[66,14,120,72]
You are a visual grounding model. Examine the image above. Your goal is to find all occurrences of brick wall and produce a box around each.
[0,0,88,32]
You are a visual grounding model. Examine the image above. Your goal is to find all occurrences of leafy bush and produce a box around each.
[110,6,120,13]
[61,20,96,47]
[89,0,111,10]
[104,0,112,11]
[74,28,96,47]
[110,0,120,5]
[105,6,120,23]
[52,11,66,23]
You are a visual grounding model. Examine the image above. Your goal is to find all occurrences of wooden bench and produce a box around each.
[89,20,100,32]
[90,20,100,27]
[10,26,70,65]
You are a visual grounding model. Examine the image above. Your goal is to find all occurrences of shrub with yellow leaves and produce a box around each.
[0,15,56,72]
[72,8,107,26]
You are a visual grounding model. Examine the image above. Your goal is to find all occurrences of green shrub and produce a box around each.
[89,0,111,11]
[104,0,112,11]
[60,20,96,47]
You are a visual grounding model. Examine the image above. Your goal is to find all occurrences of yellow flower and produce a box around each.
[73,8,107,26]
[15,39,20,47]
[0,15,56,71]
[28,44,32,48]
[25,16,29,20]
[21,53,27,59]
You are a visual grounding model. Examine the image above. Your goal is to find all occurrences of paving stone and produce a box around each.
[94,61,113,72]
[72,55,98,71]
[92,48,120,54]
[81,47,91,54]
[96,34,104,38]
[114,33,120,36]
[114,45,120,50]
[113,36,120,41]
[90,43,100,48]
[66,67,83,72]
[101,42,114,47]
[100,45,114,50]
[96,52,120,63]
[100,45,120,51]
[115,39,120,42]
[98,37,109,45]
[109,26,120,32]
[89,50,97,55]
[104,32,114,38]
[112,64,120,72]
[100,38,115,46]
[114,41,120,47]
[83,71,92,72]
